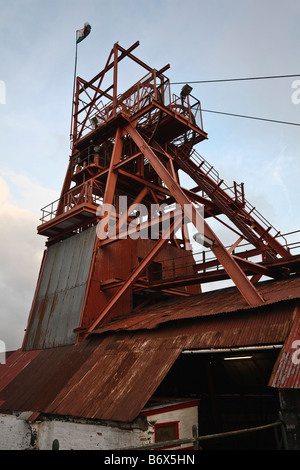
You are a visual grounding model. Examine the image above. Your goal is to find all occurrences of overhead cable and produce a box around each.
[201,109,300,127]
[170,73,300,85]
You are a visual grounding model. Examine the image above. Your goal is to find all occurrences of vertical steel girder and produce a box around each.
[103,127,123,205]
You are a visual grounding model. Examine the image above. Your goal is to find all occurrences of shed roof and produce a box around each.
[0,276,300,422]
[93,274,300,334]
[0,282,298,422]
[0,335,181,422]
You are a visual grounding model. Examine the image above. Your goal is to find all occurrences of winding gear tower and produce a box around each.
[23,42,293,350]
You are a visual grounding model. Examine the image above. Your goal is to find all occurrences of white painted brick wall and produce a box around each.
[36,420,141,450]
[0,413,142,450]
[0,414,32,450]
[0,406,198,450]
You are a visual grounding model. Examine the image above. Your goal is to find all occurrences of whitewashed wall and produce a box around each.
[0,405,198,450]
[0,413,142,450]
[35,420,141,450]
[0,414,32,450]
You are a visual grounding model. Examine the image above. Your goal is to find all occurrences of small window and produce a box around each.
[155,421,179,447]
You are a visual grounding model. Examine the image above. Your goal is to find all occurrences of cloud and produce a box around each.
[1,167,60,213]
[0,174,52,351]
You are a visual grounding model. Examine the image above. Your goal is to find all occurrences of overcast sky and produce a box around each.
[1,0,299,350]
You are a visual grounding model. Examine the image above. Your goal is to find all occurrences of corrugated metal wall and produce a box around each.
[269,304,300,388]
[23,227,96,350]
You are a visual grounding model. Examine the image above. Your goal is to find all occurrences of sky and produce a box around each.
[0,0,300,350]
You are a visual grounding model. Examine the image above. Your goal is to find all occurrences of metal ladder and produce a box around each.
[176,149,290,261]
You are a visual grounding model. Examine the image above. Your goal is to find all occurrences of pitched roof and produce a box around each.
[0,275,299,422]
[0,335,182,422]
[93,274,300,334]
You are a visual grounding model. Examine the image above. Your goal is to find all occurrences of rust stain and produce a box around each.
[92,275,300,335]
[269,304,300,388]
[1,276,299,422]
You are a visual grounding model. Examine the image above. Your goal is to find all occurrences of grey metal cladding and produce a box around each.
[24,227,95,349]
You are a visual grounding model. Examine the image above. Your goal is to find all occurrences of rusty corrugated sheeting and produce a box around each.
[0,335,182,422]
[0,300,297,422]
[0,349,41,393]
[23,227,95,350]
[269,304,300,388]
[47,337,181,422]
[93,275,300,334]
[165,301,296,350]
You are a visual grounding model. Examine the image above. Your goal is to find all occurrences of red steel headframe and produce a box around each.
[37,42,296,338]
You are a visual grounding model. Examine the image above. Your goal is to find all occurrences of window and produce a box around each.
[155,421,179,447]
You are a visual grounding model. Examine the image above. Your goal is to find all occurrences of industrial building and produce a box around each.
[0,42,299,450]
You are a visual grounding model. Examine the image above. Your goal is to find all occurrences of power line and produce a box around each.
[168,73,300,126]
[170,73,300,85]
[201,108,300,127]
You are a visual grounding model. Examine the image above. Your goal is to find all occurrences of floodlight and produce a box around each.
[180,84,193,99]
[193,232,215,248]
[90,116,101,128]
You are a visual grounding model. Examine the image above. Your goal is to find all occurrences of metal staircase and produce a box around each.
[176,148,290,262]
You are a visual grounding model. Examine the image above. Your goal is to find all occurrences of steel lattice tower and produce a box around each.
[22,42,296,349]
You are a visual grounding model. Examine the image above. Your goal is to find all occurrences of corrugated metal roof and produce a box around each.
[23,227,95,350]
[0,349,41,393]
[47,337,181,422]
[269,304,300,388]
[0,299,297,422]
[0,335,182,422]
[92,274,300,334]
[177,302,295,350]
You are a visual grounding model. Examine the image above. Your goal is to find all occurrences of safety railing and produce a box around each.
[146,230,300,285]
[76,71,204,140]
[169,92,204,131]
[118,415,288,450]
[40,180,103,224]
[182,148,290,249]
